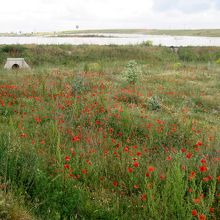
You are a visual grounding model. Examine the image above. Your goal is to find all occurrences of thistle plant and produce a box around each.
[123,60,142,84]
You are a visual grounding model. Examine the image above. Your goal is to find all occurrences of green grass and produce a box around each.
[57,29,220,37]
[2,29,220,37]
[0,45,220,219]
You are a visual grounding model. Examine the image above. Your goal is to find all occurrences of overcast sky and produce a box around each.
[0,0,220,32]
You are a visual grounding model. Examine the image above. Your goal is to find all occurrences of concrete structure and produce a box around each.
[4,58,30,70]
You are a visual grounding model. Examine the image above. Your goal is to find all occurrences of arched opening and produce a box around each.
[12,64,20,69]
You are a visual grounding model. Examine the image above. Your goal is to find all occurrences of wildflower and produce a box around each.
[202,177,209,182]
[200,158,206,164]
[217,176,220,181]
[86,160,92,165]
[20,133,28,138]
[72,135,80,142]
[209,207,214,214]
[132,145,138,149]
[65,156,71,162]
[140,194,147,201]
[191,209,197,216]
[133,161,139,168]
[189,171,196,180]
[113,181,118,187]
[188,188,193,193]
[34,117,42,123]
[159,174,166,180]
[64,164,70,169]
[198,214,206,220]
[133,185,139,189]
[181,148,186,153]
[193,198,201,204]
[82,169,87,174]
[166,156,172,161]
[128,167,133,173]
[195,141,203,147]
[124,146,129,152]
[148,166,155,173]
[208,175,213,180]
[136,152,142,156]
[145,172,150,177]
[199,166,208,172]
[40,140,45,144]
[186,152,193,159]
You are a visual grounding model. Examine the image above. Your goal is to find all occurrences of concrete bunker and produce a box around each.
[4,58,30,70]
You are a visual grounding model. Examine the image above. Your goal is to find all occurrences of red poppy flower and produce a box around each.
[133,161,139,168]
[191,209,197,216]
[195,141,203,147]
[198,214,206,220]
[113,181,118,187]
[128,167,133,173]
[193,198,200,204]
[188,188,193,193]
[186,152,193,159]
[199,166,208,172]
[140,194,147,201]
[72,136,80,142]
[181,148,186,153]
[34,117,42,123]
[136,152,142,156]
[145,172,150,177]
[202,177,209,182]
[64,164,70,169]
[189,171,196,180]
[159,174,166,180]
[148,166,155,173]
[166,156,172,161]
[209,207,214,214]
[200,158,206,164]
[82,169,87,174]
[65,156,71,162]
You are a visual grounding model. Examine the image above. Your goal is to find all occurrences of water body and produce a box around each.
[0,34,220,47]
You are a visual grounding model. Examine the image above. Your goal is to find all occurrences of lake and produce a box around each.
[0,34,220,46]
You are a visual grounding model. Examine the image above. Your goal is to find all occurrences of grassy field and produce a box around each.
[57,29,220,37]
[1,29,220,37]
[0,45,220,219]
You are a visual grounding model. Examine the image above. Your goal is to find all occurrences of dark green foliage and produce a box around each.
[178,47,220,62]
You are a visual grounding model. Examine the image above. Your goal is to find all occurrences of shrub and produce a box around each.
[0,45,26,56]
[142,40,153,46]
[178,48,198,62]
[148,96,161,111]
[123,60,142,84]
[72,75,88,95]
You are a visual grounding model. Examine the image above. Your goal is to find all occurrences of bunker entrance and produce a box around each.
[12,64,20,69]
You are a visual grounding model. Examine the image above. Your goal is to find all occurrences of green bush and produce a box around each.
[72,75,89,95]
[148,96,161,111]
[0,45,26,55]
[123,60,142,84]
